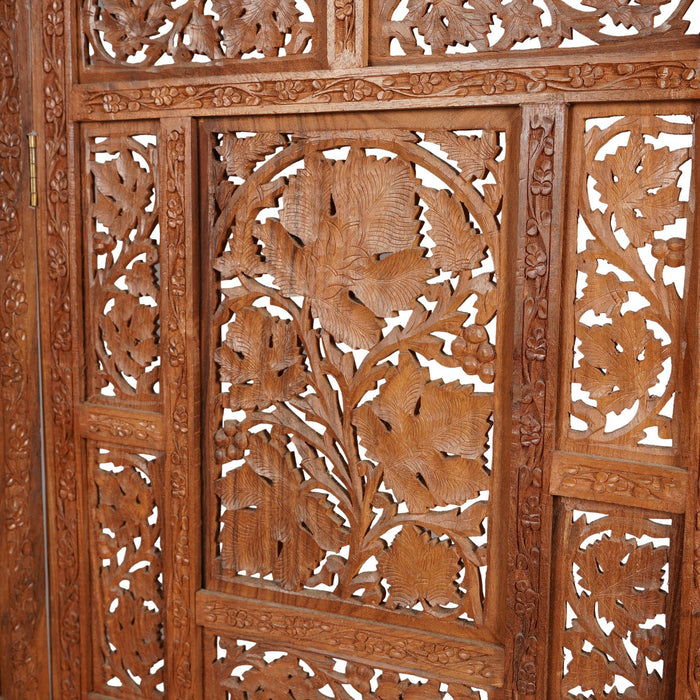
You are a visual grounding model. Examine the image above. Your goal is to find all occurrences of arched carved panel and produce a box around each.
[204,115,511,632]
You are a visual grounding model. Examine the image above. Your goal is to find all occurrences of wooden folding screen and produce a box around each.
[1,0,700,698]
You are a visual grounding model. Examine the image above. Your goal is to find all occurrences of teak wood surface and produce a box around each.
[0,1,699,698]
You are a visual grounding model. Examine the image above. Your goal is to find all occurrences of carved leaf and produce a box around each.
[216,434,348,589]
[575,312,664,415]
[405,0,493,49]
[424,130,500,181]
[496,0,543,45]
[92,150,154,243]
[216,132,286,179]
[379,526,461,610]
[257,149,432,349]
[419,187,486,272]
[214,307,307,410]
[354,354,491,511]
[577,535,667,632]
[591,134,688,246]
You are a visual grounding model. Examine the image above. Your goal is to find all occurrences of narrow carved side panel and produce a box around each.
[81,0,321,70]
[207,635,490,699]
[84,132,161,403]
[0,0,48,696]
[89,446,165,697]
[565,114,694,452]
[552,502,675,697]
[372,0,698,60]
[207,124,506,626]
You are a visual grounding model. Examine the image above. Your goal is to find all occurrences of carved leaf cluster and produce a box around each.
[84,0,317,66]
[376,0,694,57]
[92,451,164,696]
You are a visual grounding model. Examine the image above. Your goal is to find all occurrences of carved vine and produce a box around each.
[568,114,693,448]
[211,635,488,699]
[90,448,164,696]
[556,507,673,696]
[374,0,696,58]
[81,0,318,67]
[209,128,504,623]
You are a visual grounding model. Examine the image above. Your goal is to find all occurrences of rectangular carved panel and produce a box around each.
[80,0,324,74]
[88,445,165,697]
[203,112,512,639]
[205,632,493,698]
[561,110,695,458]
[550,500,677,697]
[371,0,699,62]
[83,128,162,405]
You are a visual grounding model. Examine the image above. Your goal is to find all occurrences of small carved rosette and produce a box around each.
[207,124,505,624]
[567,114,694,451]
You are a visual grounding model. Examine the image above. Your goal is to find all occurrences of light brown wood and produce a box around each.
[1,1,700,699]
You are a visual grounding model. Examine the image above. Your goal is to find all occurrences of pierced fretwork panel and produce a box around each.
[371,0,699,61]
[84,132,162,404]
[81,0,321,70]
[207,635,490,699]
[565,113,694,453]
[206,121,507,626]
[551,502,675,698]
[88,446,165,697]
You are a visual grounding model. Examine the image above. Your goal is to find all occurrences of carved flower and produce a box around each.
[49,169,69,203]
[103,94,126,113]
[255,149,433,349]
[482,72,516,95]
[0,49,12,78]
[48,246,67,279]
[275,80,304,101]
[46,3,65,36]
[334,0,353,19]
[525,326,546,361]
[213,87,241,107]
[568,63,604,88]
[530,161,552,196]
[8,423,29,457]
[166,196,184,229]
[521,496,542,530]
[519,413,541,447]
[656,66,682,89]
[44,85,64,123]
[409,72,441,95]
[0,127,20,159]
[151,86,179,106]
[4,279,27,315]
[343,79,373,101]
[514,579,537,615]
[52,320,72,353]
[173,404,188,433]
[58,469,77,502]
[524,243,547,278]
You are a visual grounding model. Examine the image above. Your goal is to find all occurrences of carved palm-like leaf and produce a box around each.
[354,354,491,511]
[216,433,348,589]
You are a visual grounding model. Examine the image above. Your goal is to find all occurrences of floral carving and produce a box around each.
[82,0,318,68]
[85,133,161,401]
[374,0,697,59]
[211,635,487,698]
[568,114,693,447]
[89,447,164,696]
[209,127,504,622]
[554,505,673,697]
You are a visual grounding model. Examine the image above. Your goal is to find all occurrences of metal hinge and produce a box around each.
[27,132,37,208]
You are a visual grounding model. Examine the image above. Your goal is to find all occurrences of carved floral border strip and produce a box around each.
[0,0,46,695]
[74,58,700,118]
[40,0,81,697]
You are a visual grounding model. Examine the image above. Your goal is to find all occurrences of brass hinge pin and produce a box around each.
[28,132,38,209]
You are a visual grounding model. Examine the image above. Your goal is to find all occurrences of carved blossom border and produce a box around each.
[73,58,700,119]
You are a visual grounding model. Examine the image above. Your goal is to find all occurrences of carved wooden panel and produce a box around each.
[562,112,694,456]
[80,0,323,74]
[203,112,511,637]
[550,500,677,697]
[83,127,162,404]
[88,445,166,697]
[371,0,699,61]
[206,633,490,698]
